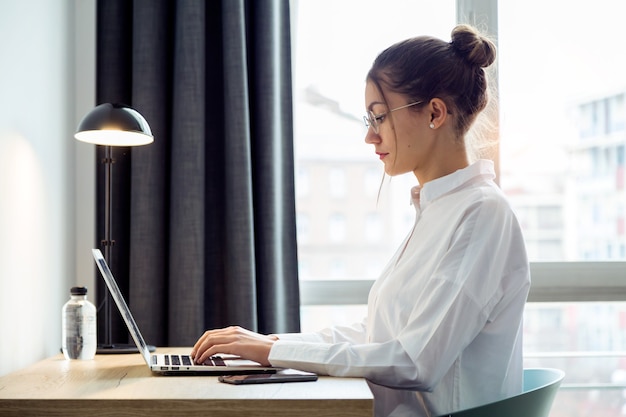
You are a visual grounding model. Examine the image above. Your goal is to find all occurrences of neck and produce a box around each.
[414,143,469,185]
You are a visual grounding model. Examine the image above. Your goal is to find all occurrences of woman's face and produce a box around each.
[364,80,434,178]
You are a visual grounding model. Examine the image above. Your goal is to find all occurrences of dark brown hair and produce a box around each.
[367,24,496,136]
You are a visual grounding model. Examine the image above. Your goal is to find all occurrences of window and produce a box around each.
[364,212,382,243]
[328,168,346,199]
[291,0,455,277]
[328,213,346,242]
[364,168,380,197]
[608,94,626,133]
[295,166,310,198]
[292,1,626,416]
[499,0,626,262]
[296,213,309,243]
[329,259,346,279]
[291,0,455,360]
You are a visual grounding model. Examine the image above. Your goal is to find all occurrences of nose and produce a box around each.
[364,127,381,145]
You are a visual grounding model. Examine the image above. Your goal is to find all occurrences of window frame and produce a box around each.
[301,262,626,305]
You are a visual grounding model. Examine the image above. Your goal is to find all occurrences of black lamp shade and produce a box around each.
[74,103,153,146]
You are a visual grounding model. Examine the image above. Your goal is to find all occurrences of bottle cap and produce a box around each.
[70,286,88,296]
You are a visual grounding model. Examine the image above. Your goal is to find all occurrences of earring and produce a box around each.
[429,122,435,129]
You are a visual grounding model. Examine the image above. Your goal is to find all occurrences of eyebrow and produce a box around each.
[367,101,386,112]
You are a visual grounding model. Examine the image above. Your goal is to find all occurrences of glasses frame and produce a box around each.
[363,101,424,134]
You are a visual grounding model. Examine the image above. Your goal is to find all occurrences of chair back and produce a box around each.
[437,368,565,417]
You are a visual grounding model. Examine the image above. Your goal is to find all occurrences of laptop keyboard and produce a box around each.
[162,354,226,367]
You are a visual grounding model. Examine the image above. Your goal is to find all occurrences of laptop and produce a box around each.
[91,248,278,375]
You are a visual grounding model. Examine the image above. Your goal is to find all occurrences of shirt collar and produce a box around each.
[410,160,496,209]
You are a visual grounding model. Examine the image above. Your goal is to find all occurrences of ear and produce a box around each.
[428,98,448,129]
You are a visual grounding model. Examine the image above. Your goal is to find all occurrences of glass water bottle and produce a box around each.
[62,286,97,360]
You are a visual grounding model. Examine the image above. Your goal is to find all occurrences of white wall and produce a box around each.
[0,0,95,377]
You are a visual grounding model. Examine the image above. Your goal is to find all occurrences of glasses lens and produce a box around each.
[368,111,378,133]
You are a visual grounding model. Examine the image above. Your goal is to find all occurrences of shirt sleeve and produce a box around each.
[269,334,424,388]
[269,194,529,392]
[275,317,368,344]
[269,280,488,391]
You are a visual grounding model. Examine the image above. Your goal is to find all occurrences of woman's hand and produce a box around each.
[190,326,278,366]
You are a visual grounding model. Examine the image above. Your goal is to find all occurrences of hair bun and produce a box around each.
[450,24,496,68]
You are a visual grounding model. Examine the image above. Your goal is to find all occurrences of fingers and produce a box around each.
[190,326,245,363]
[195,344,229,365]
[191,329,213,358]
[190,326,275,366]
[194,336,238,364]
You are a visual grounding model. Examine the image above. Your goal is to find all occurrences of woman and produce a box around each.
[192,24,530,417]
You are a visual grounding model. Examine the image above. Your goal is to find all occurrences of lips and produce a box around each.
[376,152,389,160]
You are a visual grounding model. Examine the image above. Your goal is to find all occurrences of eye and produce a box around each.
[374,114,386,123]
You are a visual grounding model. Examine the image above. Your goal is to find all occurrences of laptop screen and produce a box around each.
[92,249,153,365]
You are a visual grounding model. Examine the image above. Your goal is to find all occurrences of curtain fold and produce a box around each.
[95,0,300,348]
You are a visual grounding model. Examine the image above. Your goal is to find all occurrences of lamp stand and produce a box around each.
[97,145,155,354]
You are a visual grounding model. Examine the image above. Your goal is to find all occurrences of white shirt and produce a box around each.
[269,160,530,417]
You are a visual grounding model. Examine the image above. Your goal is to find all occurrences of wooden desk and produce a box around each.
[0,347,373,416]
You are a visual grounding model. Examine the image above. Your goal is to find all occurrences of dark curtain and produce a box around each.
[95,0,300,348]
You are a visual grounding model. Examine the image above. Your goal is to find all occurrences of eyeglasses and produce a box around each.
[363,101,423,134]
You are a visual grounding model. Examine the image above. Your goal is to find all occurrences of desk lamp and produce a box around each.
[75,103,154,354]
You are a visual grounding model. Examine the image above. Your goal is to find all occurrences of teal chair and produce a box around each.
[437,368,565,417]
